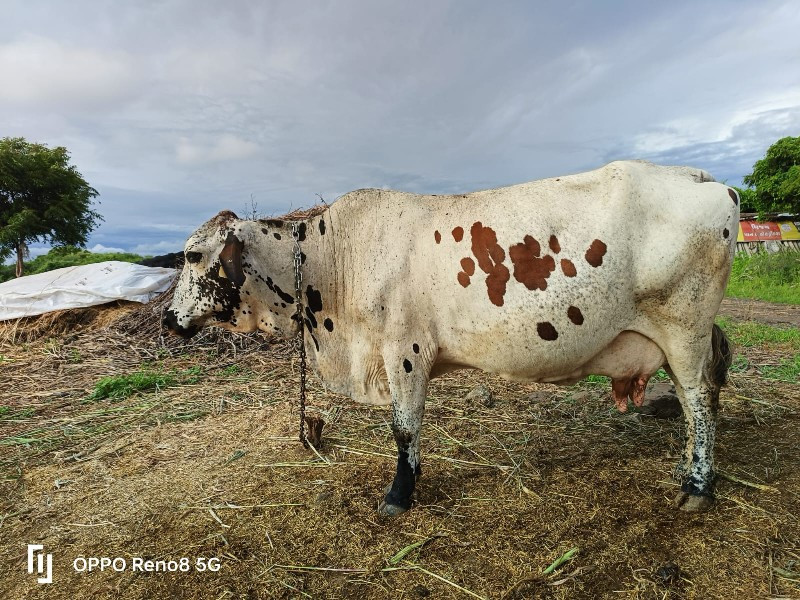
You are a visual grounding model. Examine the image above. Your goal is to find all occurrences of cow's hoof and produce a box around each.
[378,500,408,517]
[674,491,714,512]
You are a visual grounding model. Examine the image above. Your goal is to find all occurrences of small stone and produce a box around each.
[413,585,431,597]
[313,490,333,505]
[640,383,682,419]
[655,561,681,585]
[465,384,494,408]
[522,391,552,404]
[570,390,593,403]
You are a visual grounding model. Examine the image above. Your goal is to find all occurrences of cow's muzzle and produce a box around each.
[163,309,200,339]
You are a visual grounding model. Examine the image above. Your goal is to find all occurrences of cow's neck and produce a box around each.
[241,212,356,393]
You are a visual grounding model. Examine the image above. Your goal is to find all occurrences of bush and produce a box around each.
[0,246,145,283]
[726,251,800,304]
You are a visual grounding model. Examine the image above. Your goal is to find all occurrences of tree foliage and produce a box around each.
[730,185,756,213]
[742,136,800,217]
[0,137,101,275]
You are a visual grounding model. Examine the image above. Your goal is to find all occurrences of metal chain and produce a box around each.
[291,221,309,449]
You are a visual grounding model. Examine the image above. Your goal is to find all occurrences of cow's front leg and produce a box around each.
[378,343,431,516]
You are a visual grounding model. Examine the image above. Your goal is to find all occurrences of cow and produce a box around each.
[164,160,737,516]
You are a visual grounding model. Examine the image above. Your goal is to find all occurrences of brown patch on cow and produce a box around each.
[560,259,577,277]
[470,222,510,307]
[537,321,558,341]
[727,188,739,205]
[549,235,560,253]
[452,226,464,242]
[585,239,607,267]
[457,257,475,288]
[509,235,556,291]
[567,306,584,325]
[219,232,245,286]
[210,210,239,233]
[434,230,441,244]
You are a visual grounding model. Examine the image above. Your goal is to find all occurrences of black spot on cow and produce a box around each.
[306,285,323,313]
[412,343,420,354]
[296,223,307,242]
[567,306,584,325]
[319,219,326,235]
[727,188,739,205]
[324,318,334,332]
[261,228,269,235]
[198,260,243,323]
[723,228,729,239]
[537,321,558,341]
[305,307,317,329]
[273,232,282,240]
[263,219,284,228]
[300,252,307,264]
[261,276,295,305]
[303,285,325,334]
[403,359,413,373]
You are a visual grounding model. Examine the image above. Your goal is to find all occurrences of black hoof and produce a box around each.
[378,500,408,517]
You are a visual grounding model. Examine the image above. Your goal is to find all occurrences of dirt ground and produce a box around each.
[720,298,800,328]
[1,299,798,599]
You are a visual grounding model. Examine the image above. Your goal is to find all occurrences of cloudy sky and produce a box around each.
[2,0,799,258]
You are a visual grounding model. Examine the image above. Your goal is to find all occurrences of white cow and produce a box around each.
[165,161,737,515]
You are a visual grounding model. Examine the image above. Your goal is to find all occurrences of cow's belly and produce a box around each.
[540,331,666,383]
[436,329,665,385]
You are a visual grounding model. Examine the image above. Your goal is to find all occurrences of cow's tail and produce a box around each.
[710,323,733,388]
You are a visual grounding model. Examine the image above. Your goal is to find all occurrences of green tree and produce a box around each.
[730,185,756,213]
[0,137,101,277]
[742,136,800,217]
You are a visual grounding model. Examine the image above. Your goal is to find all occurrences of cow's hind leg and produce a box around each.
[377,343,432,516]
[662,324,731,512]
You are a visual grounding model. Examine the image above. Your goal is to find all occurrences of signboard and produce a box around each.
[737,221,800,242]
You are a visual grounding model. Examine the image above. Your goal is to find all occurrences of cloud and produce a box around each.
[607,103,800,185]
[176,134,260,165]
[89,243,126,253]
[132,240,185,256]
[2,0,799,257]
[0,34,139,112]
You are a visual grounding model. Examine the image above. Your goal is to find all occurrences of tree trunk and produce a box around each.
[15,240,24,278]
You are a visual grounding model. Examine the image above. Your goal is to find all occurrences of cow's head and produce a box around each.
[163,210,297,338]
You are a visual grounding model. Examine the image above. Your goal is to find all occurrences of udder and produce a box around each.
[552,331,667,412]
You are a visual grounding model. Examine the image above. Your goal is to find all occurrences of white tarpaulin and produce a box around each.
[0,261,177,321]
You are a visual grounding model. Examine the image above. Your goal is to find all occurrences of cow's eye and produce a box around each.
[185,251,203,264]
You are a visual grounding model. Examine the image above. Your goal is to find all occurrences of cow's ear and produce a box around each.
[218,231,245,286]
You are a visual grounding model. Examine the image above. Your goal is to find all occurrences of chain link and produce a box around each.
[291,221,309,449]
